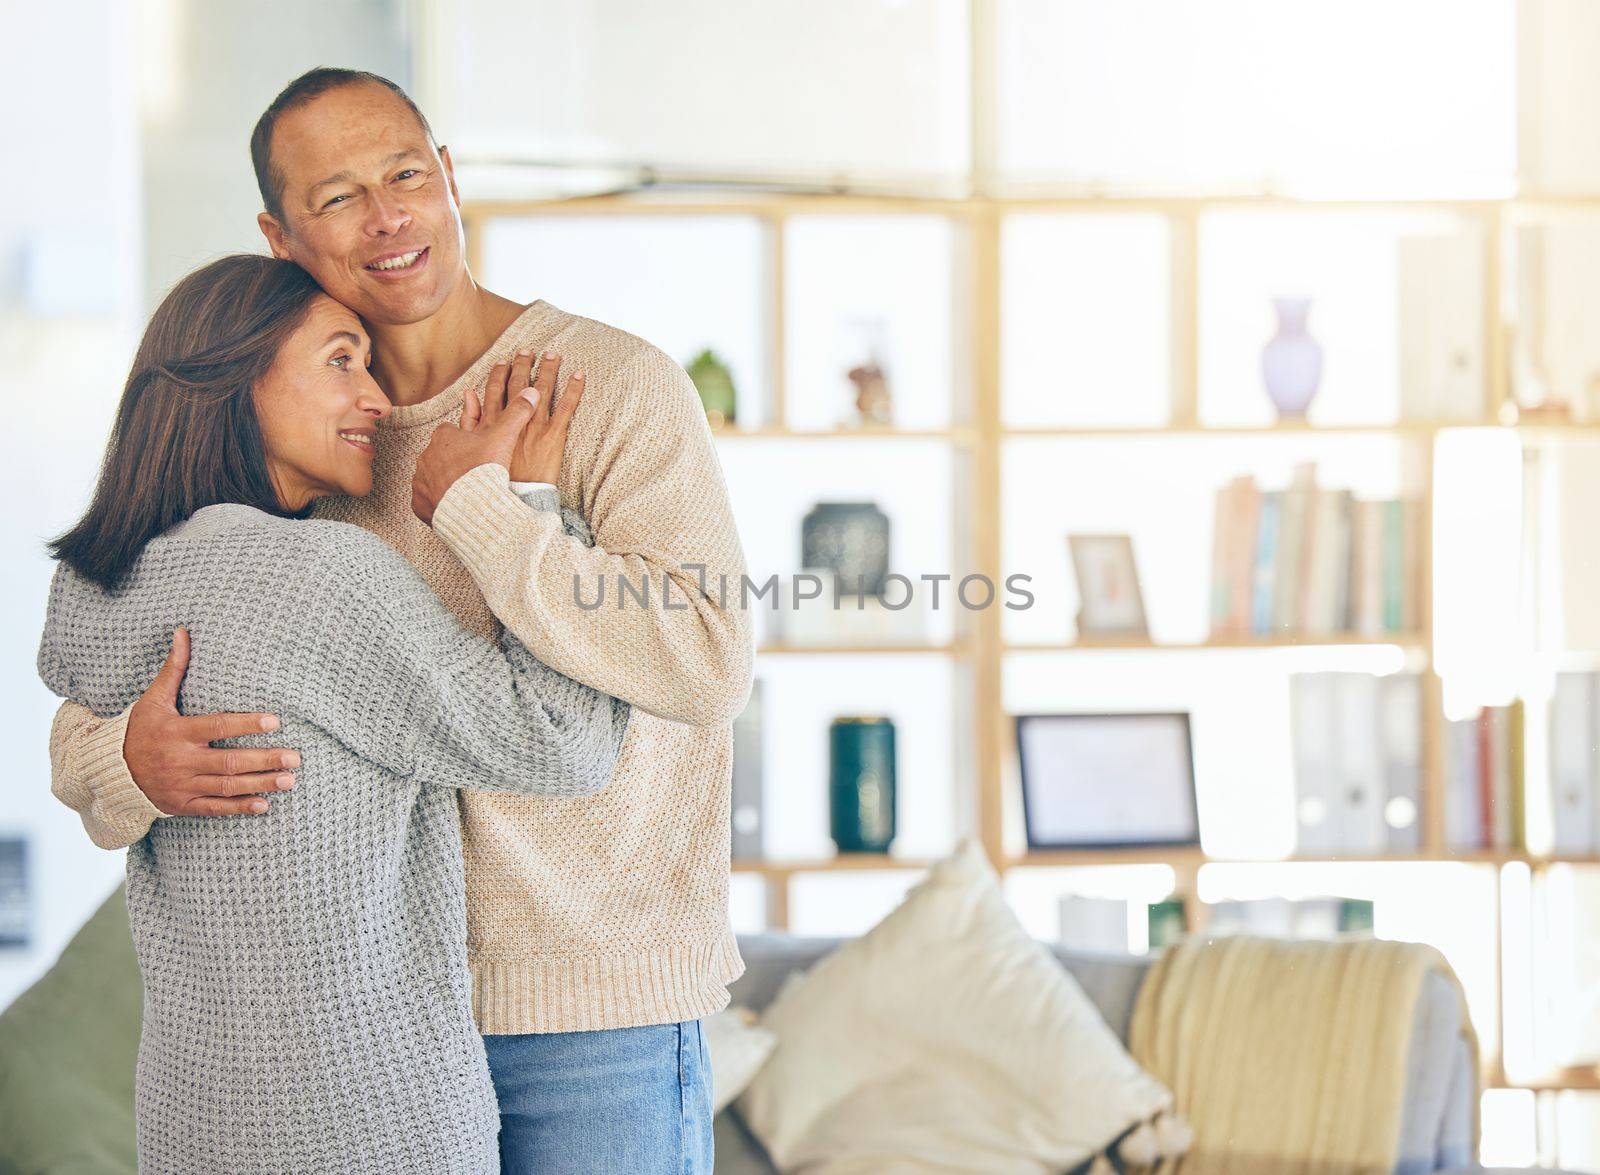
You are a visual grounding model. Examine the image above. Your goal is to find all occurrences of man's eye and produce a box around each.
[330,354,351,369]
[395,169,420,182]
[323,194,350,209]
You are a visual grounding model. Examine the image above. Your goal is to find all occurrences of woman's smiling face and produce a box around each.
[253,294,392,511]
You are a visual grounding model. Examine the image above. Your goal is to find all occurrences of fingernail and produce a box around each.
[284,752,301,769]
[543,350,557,360]
[261,715,280,732]
[276,775,295,790]
[517,348,532,358]
[573,370,585,381]
[250,800,269,813]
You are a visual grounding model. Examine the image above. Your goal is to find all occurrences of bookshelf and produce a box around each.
[462,190,1600,1095]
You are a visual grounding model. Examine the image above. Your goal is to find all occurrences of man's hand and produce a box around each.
[411,348,586,525]
[127,628,299,816]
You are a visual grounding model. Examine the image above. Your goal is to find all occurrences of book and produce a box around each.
[1273,464,1318,633]
[730,679,765,859]
[1445,714,1484,851]
[1252,491,1282,636]
[1208,480,1236,634]
[1229,480,1262,635]
[1481,706,1514,849]
[1550,673,1595,856]
[1351,499,1387,637]
[1510,699,1527,854]
[1383,499,1406,633]
[1302,489,1352,635]
[1402,498,1427,635]
[1206,469,1414,643]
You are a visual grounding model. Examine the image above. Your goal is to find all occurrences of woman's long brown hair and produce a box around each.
[49,254,324,589]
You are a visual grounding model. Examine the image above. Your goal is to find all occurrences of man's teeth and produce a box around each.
[339,432,373,446]
[369,250,422,271]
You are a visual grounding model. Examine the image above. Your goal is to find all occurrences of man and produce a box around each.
[48,67,753,1173]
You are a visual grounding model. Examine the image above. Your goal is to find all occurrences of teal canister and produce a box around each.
[829,716,897,854]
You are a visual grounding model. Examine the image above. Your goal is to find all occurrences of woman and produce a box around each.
[36,254,629,1174]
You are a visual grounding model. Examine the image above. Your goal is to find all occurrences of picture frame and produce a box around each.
[1068,534,1149,638]
[1014,713,1200,851]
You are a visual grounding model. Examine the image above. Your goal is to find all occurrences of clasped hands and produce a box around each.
[411,348,586,526]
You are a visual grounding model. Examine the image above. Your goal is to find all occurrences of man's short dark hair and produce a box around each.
[250,67,435,222]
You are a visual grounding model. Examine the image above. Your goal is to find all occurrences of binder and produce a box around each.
[730,679,765,859]
[1380,673,1424,852]
[1291,674,1338,854]
[1550,673,1595,856]
[1445,714,1484,851]
[1335,673,1387,854]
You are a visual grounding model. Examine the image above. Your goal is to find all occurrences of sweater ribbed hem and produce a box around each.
[74,706,164,846]
[470,930,746,1035]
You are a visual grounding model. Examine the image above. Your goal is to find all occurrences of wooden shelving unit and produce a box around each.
[1004,634,1428,652]
[462,189,1600,1096]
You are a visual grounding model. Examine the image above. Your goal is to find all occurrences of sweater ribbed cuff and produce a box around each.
[433,462,560,573]
[76,706,164,844]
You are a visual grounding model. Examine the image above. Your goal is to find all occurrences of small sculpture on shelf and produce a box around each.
[842,315,894,427]
[829,716,897,854]
[686,348,737,430]
[802,501,891,598]
[1261,296,1323,419]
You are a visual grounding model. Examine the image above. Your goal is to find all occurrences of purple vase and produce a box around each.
[1261,297,1323,418]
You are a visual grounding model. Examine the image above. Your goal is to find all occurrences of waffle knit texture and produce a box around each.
[1126,934,1479,1175]
[37,496,630,1174]
[47,299,754,1034]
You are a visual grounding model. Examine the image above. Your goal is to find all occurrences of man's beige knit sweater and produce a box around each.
[47,300,754,1034]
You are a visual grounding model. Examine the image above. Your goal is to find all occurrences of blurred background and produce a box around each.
[10,0,1600,1165]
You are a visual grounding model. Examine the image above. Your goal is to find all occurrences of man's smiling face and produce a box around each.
[257,81,466,327]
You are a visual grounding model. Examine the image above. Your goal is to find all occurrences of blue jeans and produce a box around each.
[483,1020,713,1175]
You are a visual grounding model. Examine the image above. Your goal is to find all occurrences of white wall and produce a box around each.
[138,0,412,308]
[0,0,143,1009]
[0,0,411,1011]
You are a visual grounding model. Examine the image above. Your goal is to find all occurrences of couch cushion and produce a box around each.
[705,1007,778,1114]
[734,841,1173,1174]
[0,884,139,1175]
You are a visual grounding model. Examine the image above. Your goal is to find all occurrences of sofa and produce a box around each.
[0,891,1580,1174]
[713,933,1560,1175]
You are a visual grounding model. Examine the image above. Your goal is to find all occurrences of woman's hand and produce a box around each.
[461,348,586,484]
[410,350,585,526]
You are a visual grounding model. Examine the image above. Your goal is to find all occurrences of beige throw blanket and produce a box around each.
[1127,935,1479,1175]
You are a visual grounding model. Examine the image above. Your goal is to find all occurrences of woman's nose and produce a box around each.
[358,377,393,420]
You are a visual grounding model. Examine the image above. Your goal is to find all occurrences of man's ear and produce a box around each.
[258,212,292,261]
[439,145,462,209]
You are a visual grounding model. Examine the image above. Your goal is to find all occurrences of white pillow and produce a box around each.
[734,840,1172,1174]
[704,1006,778,1114]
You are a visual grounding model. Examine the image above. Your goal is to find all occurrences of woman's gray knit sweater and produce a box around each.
[36,490,630,1175]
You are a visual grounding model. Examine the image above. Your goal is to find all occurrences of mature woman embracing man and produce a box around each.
[38,66,753,1175]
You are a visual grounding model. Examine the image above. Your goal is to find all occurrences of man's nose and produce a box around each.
[365,189,411,238]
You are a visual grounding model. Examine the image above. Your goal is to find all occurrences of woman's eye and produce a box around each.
[330,355,351,370]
